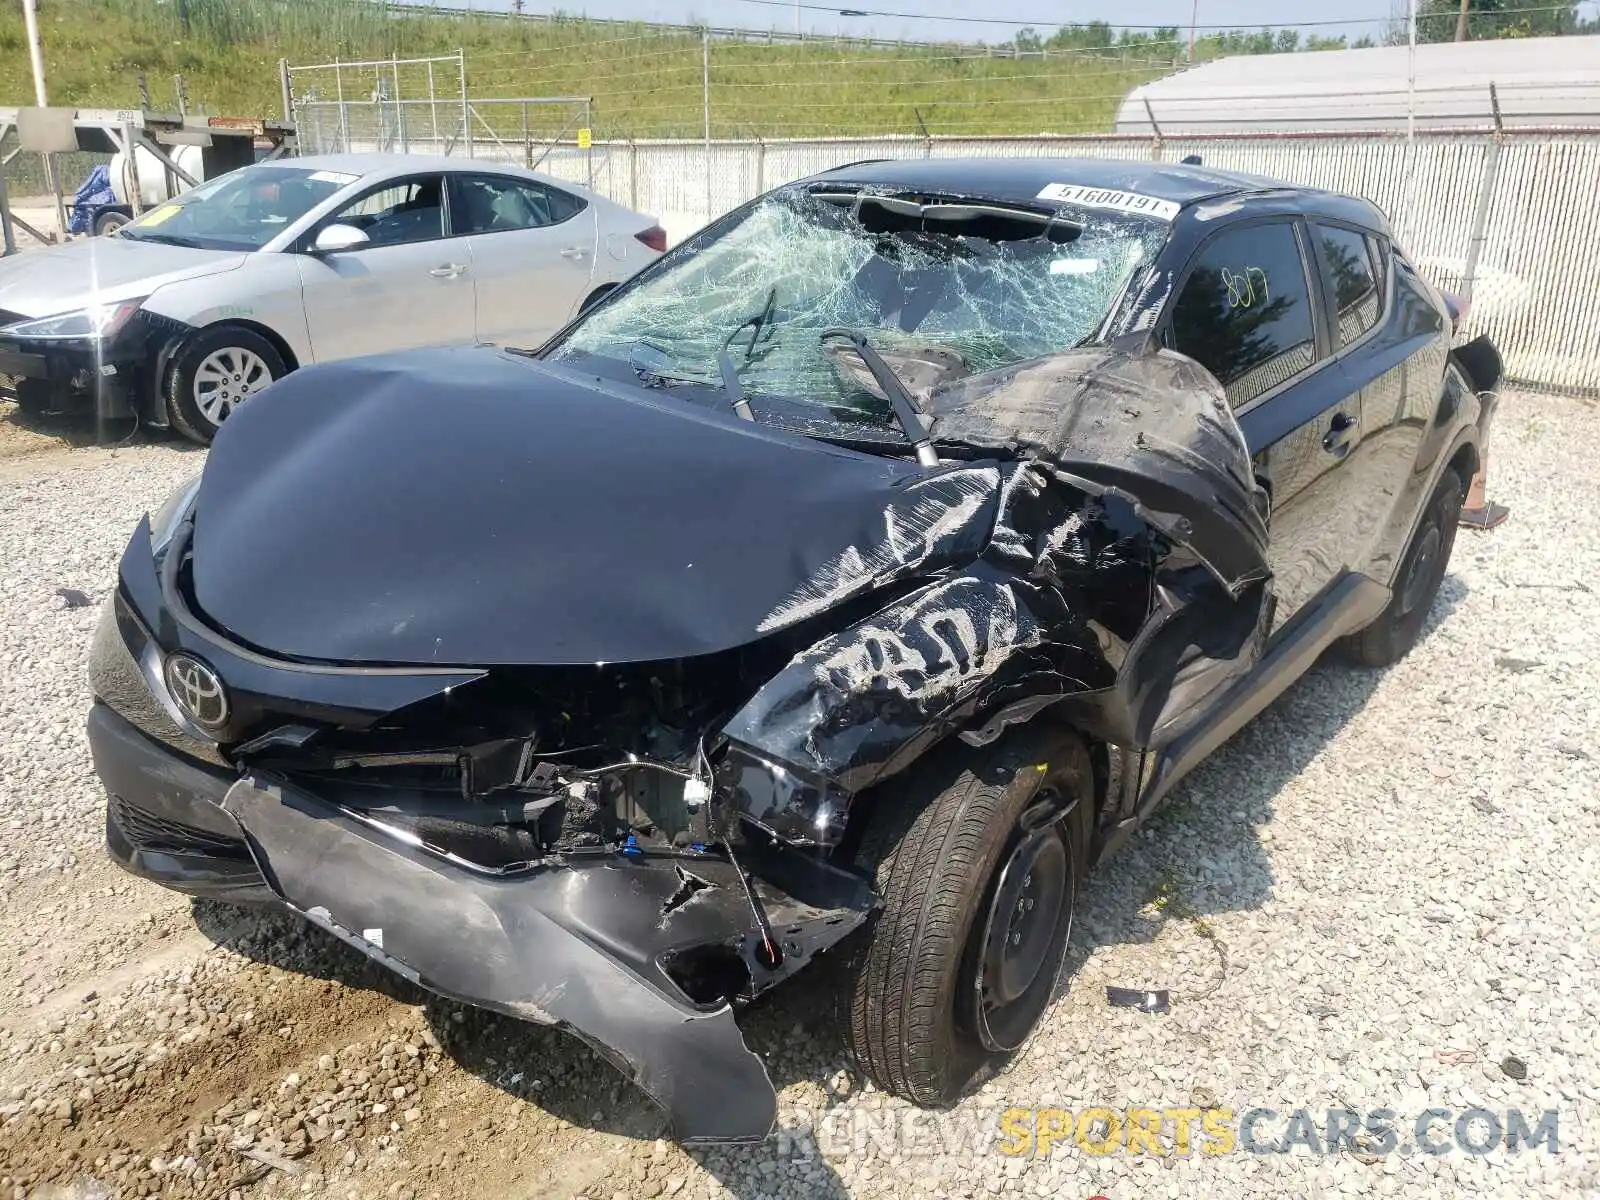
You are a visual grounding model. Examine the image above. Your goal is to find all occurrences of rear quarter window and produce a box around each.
[1315,223,1383,347]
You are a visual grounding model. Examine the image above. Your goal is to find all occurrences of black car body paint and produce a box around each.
[86,158,1496,1143]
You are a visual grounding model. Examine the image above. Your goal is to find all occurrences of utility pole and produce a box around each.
[22,0,48,106]
[1455,0,1472,41]
[1189,0,1199,62]
[21,0,66,245]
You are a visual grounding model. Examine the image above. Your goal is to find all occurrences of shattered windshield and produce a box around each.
[546,186,1168,424]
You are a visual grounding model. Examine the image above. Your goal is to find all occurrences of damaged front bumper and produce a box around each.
[90,701,872,1144]
[0,336,144,419]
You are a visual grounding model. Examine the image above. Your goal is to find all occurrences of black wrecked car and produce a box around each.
[87,157,1501,1143]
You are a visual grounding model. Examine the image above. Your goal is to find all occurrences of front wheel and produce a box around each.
[835,724,1093,1106]
[165,325,287,444]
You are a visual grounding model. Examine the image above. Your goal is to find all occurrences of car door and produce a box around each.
[1166,216,1359,628]
[296,174,475,363]
[1309,225,1452,588]
[447,172,597,349]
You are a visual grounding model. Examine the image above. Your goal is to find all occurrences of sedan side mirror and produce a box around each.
[313,223,370,253]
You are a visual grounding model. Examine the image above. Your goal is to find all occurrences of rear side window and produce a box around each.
[1315,223,1382,347]
[451,176,587,235]
[1168,221,1318,408]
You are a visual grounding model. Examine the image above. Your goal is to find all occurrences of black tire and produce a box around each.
[1341,466,1464,667]
[835,723,1094,1107]
[165,325,287,445]
[93,210,130,236]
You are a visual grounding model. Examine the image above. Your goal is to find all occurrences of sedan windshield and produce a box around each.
[117,165,360,252]
[547,185,1168,422]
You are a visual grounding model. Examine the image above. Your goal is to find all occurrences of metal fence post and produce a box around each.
[1144,98,1164,162]
[459,48,471,158]
[1461,84,1505,310]
[279,58,292,125]
[629,138,638,212]
[702,27,712,224]
[394,55,407,152]
[335,57,348,152]
[756,137,765,194]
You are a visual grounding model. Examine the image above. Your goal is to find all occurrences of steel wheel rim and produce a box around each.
[1399,523,1443,616]
[970,792,1075,1053]
[193,347,270,425]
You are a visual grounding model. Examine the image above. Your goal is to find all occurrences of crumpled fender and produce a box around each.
[722,347,1272,839]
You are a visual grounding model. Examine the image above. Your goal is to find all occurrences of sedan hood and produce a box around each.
[0,237,245,317]
[191,348,964,667]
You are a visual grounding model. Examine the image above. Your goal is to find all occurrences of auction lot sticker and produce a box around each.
[1036,183,1180,221]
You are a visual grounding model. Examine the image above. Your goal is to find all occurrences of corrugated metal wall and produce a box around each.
[300,115,1600,392]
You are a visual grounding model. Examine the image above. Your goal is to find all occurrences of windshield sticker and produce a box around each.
[307,170,358,185]
[137,204,181,227]
[1036,184,1180,222]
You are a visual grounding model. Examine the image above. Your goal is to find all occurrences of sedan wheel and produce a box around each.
[166,325,288,445]
[193,347,272,426]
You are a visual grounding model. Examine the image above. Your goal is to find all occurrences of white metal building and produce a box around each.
[1116,35,1600,134]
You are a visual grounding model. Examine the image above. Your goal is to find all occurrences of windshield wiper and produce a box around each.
[121,231,206,249]
[820,329,939,468]
[716,349,755,421]
[723,286,778,362]
[631,339,753,421]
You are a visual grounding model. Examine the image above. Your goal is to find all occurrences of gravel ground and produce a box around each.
[0,389,1596,1200]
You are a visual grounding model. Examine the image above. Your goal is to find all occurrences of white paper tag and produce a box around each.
[1036,183,1180,221]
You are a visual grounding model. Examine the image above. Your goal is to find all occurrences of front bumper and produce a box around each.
[0,340,142,419]
[89,701,872,1144]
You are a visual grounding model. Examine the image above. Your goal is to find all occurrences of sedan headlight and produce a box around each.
[0,299,145,341]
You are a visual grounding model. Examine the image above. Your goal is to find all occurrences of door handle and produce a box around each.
[559,246,588,260]
[429,264,468,278]
[1322,412,1359,455]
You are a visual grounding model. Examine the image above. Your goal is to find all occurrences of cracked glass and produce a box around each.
[548,186,1168,424]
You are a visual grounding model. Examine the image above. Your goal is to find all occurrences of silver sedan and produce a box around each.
[0,153,666,442]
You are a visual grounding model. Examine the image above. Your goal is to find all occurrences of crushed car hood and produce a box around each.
[0,236,246,316]
[191,348,959,666]
[192,346,1268,669]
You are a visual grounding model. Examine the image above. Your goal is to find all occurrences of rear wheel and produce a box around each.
[835,724,1093,1106]
[1341,467,1464,667]
[93,210,130,236]
[165,325,286,445]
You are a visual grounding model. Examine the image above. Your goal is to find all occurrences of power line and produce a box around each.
[728,0,1589,31]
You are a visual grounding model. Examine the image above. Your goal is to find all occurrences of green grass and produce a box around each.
[0,0,1173,140]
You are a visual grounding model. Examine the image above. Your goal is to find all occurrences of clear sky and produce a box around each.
[462,1,1400,43]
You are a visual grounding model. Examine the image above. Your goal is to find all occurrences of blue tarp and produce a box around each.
[68,165,117,234]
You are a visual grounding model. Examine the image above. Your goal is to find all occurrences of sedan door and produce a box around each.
[1166,217,1360,628]
[447,173,597,349]
[296,174,475,362]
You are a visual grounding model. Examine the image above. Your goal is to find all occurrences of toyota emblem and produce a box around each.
[163,653,229,730]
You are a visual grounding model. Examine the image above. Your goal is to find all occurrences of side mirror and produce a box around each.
[313,223,370,253]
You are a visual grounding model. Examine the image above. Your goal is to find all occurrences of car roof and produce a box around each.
[280,152,558,182]
[806,155,1379,225]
